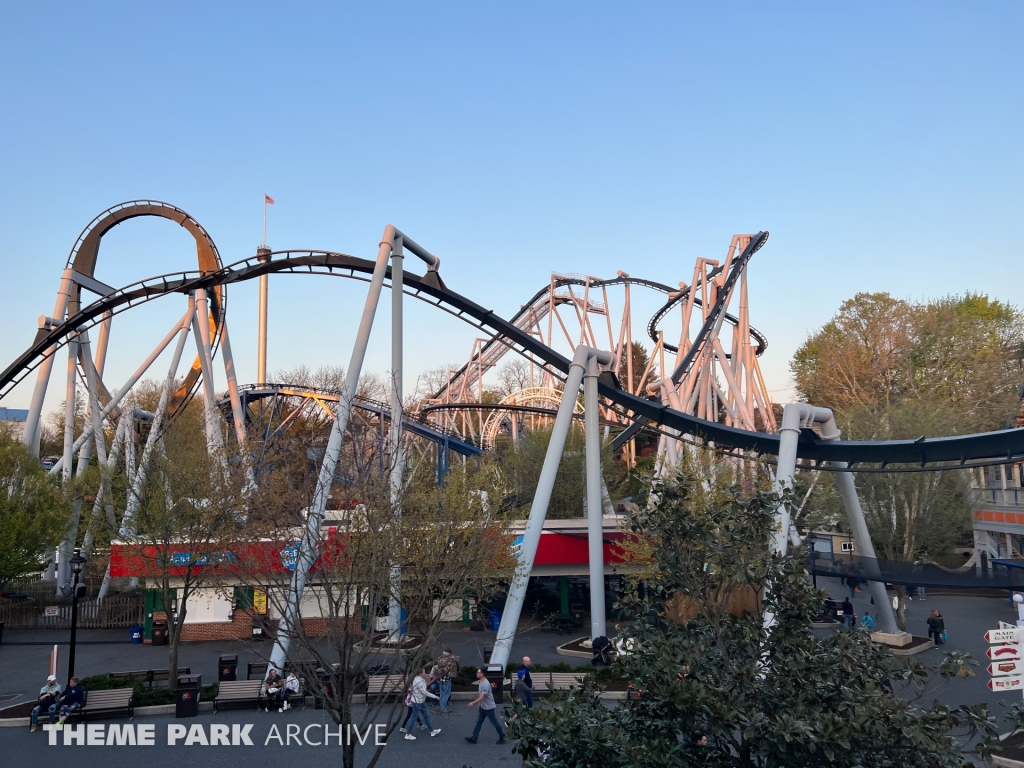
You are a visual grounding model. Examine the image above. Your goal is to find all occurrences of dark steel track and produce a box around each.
[4,246,1024,469]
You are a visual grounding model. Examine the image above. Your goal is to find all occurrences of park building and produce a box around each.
[972,463,1024,564]
[108,515,634,644]
[0,407,28,441]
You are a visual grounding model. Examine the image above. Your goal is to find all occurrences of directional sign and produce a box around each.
[988,674,1024,692]
[989,660,1024,677]
[987,644,1022,661]
[986,628,1024,643]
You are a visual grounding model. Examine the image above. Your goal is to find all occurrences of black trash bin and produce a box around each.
[218,654,238,682]
[485,666,504,705]
[175,675,201,718]
[152,620,168,646]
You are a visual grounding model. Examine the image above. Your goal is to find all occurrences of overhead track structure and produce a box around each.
[423,235,775,461]
[6,241,1024,470]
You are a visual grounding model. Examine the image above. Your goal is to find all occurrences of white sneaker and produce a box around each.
[399,727,407,733]
[404,733,416,740]
[278,708,283,713]
[430,729,441,737]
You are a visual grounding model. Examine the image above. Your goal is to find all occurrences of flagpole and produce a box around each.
[262,196,267,248]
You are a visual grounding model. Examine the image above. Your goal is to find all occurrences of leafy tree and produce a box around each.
[620,340,657,395]
[0,428,68,589]
[511,467,995,767]
[791,292,1024,627]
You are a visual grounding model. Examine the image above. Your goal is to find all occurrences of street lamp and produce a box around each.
[67,548,86,682]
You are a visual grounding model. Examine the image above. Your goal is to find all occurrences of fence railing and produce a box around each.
[973,487,1024,508]
[0,595,144,629]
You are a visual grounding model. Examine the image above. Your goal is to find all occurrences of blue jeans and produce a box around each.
[439,679,452,711]
[412,702,434,731]
[31,702,57,726]
[471,707,505,741]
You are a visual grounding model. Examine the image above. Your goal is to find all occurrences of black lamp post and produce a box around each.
[806,533,819,589]
[67,548,86,682]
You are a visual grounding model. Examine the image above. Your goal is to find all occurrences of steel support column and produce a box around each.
[489,345,610,672]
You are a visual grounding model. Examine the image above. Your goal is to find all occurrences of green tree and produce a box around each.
[0,428,68,588]
[511,467,995,767]
[619,340,657,395]
[791,292,1024,628]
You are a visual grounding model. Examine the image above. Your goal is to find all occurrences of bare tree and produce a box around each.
[239,442,516,768]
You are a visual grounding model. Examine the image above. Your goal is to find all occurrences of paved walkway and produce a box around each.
[0,619,592,708]
[3,581,1012,766]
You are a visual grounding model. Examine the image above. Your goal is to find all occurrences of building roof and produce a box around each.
[0,408,28,422]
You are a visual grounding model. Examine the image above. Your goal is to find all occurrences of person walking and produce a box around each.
[404,667,441,740]
[841,596,855,629]
[435,649,459,713]
[927,609,945,645]
[515,656,534,709]
[465,668,506,745]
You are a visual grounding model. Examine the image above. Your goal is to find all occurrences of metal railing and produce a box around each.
[0,595,144,629]
[973,487,1024,507]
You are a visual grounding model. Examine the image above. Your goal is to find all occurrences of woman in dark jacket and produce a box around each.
[927,609,945,645]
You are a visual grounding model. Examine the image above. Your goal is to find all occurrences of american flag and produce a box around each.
[265,194,275,205]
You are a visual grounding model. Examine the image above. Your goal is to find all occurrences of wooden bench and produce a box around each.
[509,671,588,699]
[213,680,264,712]
[365,675,406,699]
[69,688,135,722]
[108,668,190,688]
[247,662,268,680]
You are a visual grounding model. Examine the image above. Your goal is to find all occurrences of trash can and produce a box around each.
[152,620,168,646]
[130,625,144,644]
[488,610,502,632]
[218,654,238,682]
[175,675,201,718]
[485,666,504,705]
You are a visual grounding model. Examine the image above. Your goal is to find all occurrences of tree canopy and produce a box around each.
[0,428,68,588]
[511,466,994,767]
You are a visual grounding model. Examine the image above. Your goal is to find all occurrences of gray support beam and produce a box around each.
[584,354,607,641]
[773,404,898,635]
[24,269,74,456]
[386,239,405,639]
[269,226,398,674]
[489,346,610,672]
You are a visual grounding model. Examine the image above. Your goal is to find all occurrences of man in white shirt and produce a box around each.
[30,674,61,732]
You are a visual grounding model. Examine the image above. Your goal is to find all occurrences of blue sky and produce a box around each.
[1,2,1021,416]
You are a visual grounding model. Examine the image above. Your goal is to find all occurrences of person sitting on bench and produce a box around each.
[263,669,284,712]
[280,671,300,711]
[55,677,84,728]
[29,675,61,732]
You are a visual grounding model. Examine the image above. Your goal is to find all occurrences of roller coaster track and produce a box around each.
[430,271,767,402]
[4,245,1024,469]
[221,382,481,456]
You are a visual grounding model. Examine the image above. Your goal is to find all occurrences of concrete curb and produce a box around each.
[0,688,628,726]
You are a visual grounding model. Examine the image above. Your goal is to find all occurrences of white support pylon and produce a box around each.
[489,345,611,672]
